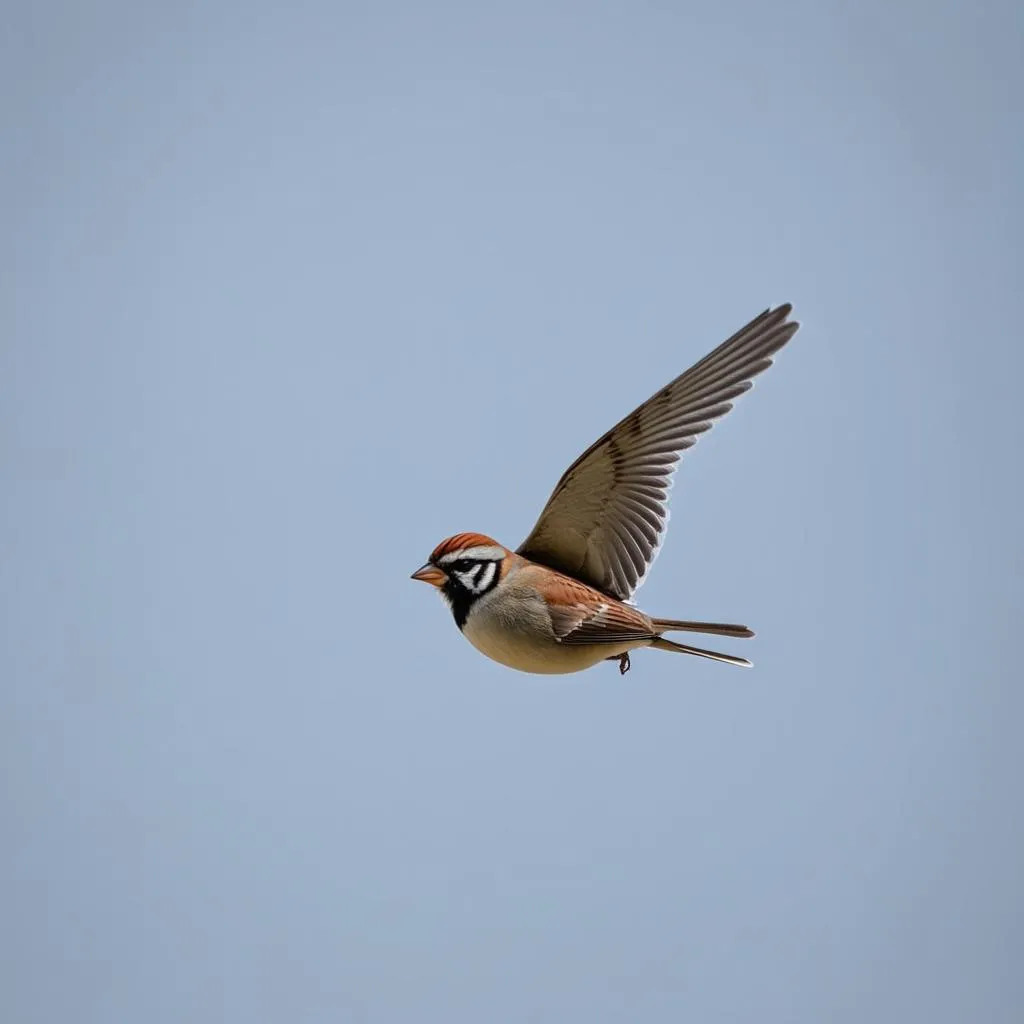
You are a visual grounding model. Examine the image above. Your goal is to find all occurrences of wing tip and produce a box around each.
[769,301,800,333]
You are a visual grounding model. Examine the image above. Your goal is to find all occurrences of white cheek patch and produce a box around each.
[476,562,497,592]
[453,561,498,595]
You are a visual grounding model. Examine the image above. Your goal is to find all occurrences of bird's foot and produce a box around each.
[604,652,631,674]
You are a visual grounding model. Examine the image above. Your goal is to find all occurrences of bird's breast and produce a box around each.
[461,586,638,675]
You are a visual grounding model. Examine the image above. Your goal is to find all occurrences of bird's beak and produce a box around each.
[410,563,448,588]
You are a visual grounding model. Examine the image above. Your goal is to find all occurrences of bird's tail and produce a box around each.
[650,617,754,639]
[649,636,752,668]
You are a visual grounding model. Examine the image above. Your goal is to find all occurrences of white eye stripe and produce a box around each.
[439,546,505,565]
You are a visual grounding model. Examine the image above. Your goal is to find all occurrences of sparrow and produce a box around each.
[412,304,799,675]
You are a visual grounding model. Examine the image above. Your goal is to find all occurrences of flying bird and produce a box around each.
[412,305,799,675]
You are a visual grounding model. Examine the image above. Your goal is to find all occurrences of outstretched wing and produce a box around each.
[517,304,799,600]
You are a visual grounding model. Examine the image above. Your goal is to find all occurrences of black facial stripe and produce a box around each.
[441,559,501,629]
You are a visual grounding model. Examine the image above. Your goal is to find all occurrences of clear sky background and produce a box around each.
[3,2,1022,1022]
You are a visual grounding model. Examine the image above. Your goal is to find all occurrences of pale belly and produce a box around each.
[461,592,648,675]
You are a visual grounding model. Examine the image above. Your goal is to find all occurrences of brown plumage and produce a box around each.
[411,305,800,675]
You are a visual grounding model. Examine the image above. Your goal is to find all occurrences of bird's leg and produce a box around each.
[617,652,630,675]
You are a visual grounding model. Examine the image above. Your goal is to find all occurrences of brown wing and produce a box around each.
[518,305,799,600]
[542,575,657,647]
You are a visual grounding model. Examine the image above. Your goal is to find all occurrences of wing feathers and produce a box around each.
[518,305,799,600]
[539,568,756,663]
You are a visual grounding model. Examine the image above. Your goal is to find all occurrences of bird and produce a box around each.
[411,304,799,675]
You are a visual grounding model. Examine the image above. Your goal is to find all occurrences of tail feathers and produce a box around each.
[650,636,752,668]
[651,617,754,639]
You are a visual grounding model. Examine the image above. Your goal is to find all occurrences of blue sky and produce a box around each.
[3,2,1022,1021]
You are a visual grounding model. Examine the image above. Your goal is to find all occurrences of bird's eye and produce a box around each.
[452,558,475,572]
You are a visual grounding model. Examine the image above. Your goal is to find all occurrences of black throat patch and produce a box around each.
[444,581,475,630]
